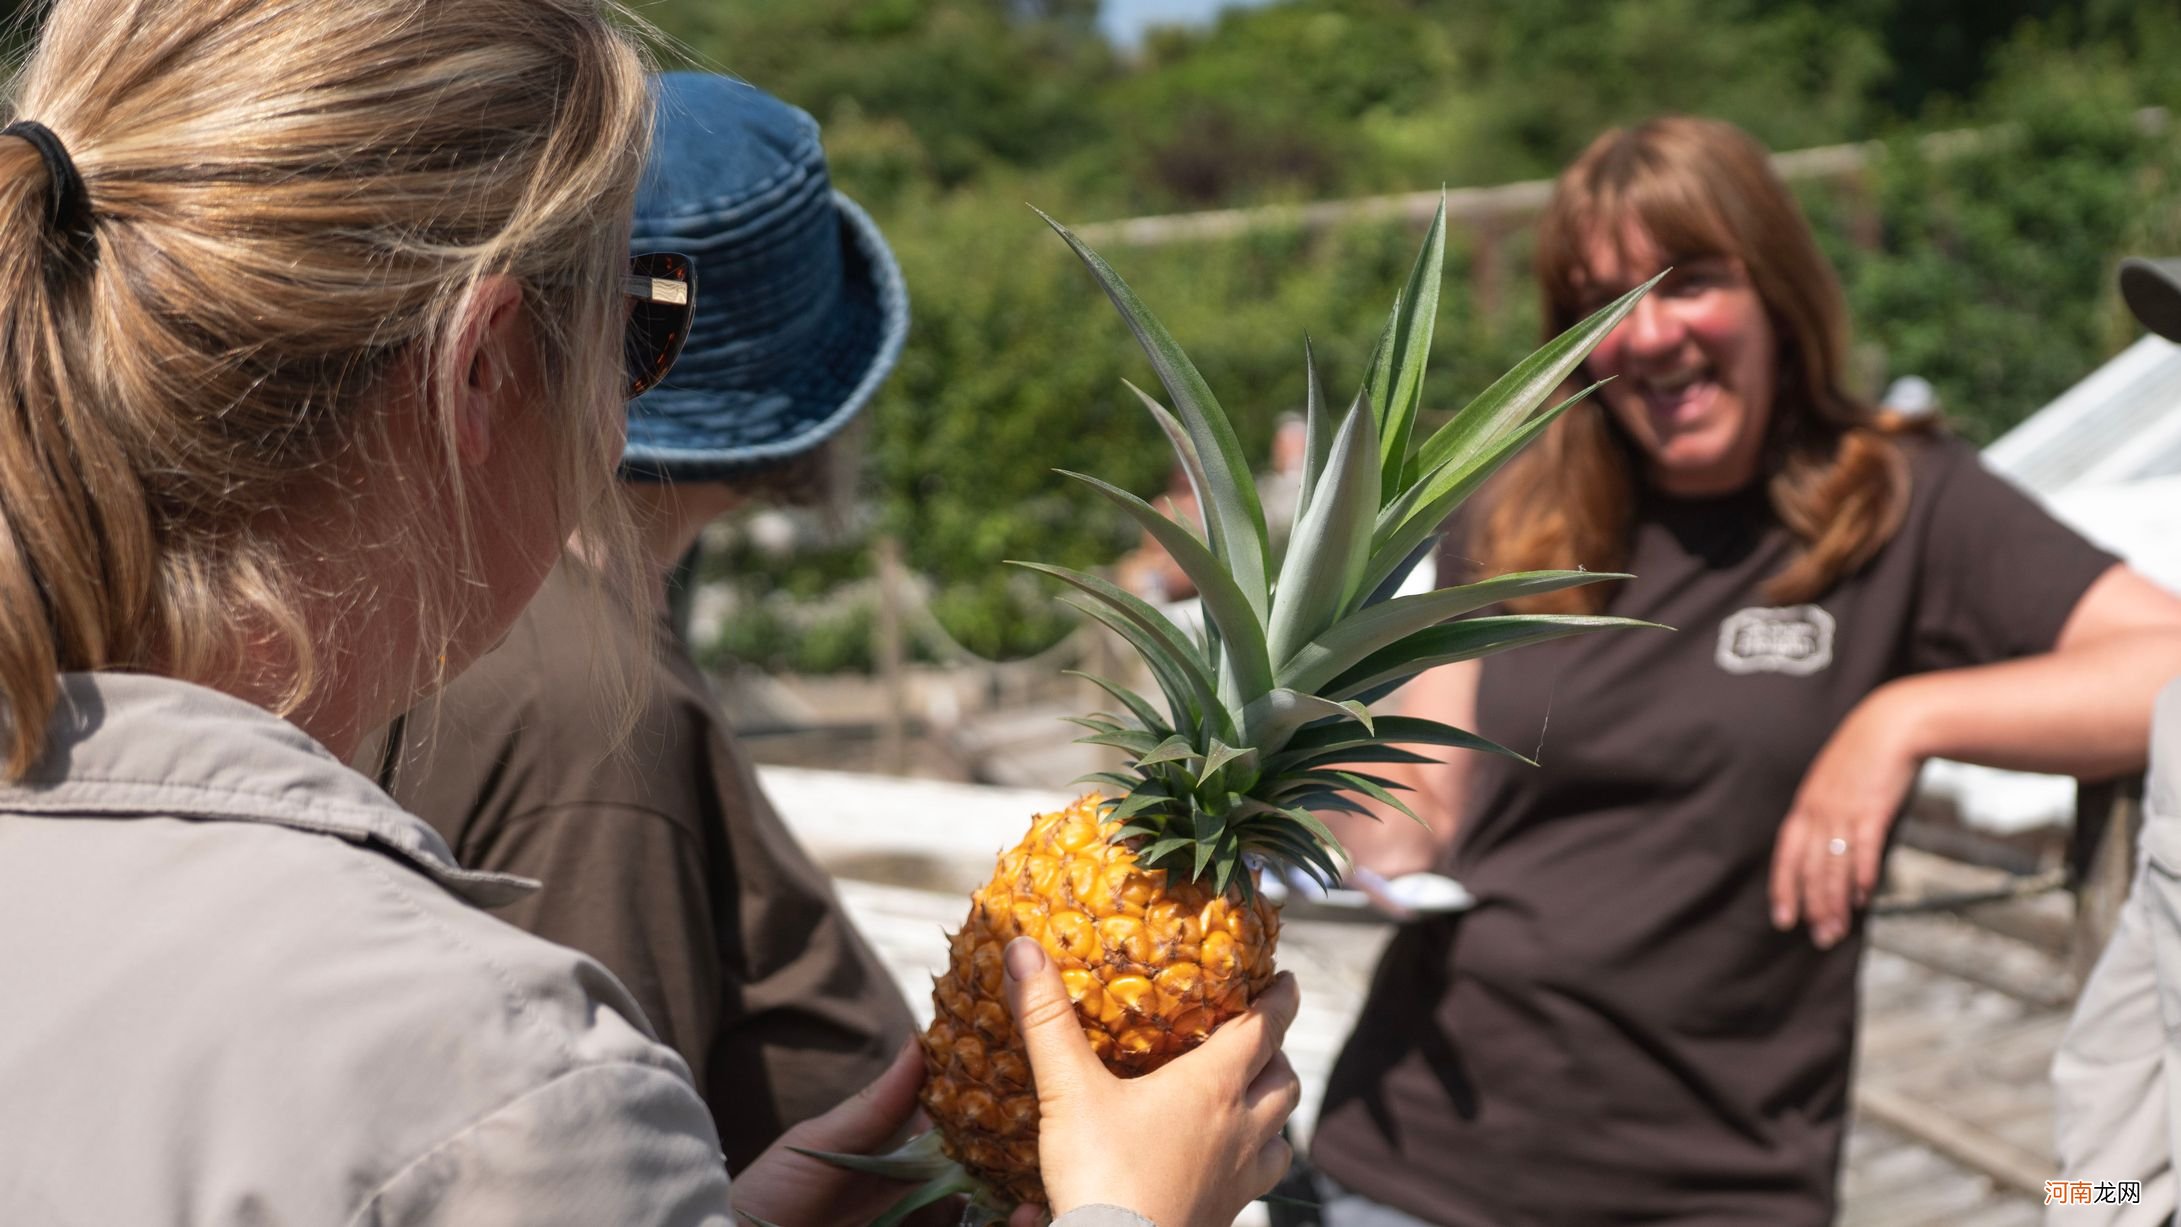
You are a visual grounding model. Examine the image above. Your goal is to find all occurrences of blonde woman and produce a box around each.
[1311,116,2181,1225]
[0,3,1298,1225]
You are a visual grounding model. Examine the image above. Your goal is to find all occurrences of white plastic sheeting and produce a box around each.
[1924,336,2181,833]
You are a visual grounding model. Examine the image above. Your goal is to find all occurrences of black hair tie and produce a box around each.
[4,120,95,266]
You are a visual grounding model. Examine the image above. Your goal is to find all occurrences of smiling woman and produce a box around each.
[1495,115,1922,610]
[1308,115,2181,1227]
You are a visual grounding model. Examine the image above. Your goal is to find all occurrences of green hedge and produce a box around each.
[687,9,2181,672]
[1826,61,2181,440]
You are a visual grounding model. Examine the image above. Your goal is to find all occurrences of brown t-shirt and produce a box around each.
[372,563,914,1172]
[1311,434,2116,1225]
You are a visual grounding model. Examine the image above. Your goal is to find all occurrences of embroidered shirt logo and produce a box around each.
[1716,605,1835,676]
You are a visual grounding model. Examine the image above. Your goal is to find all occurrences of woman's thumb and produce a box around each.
[1001,937,1097,1096]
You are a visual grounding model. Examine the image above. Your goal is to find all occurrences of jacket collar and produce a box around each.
[0,672,535,908]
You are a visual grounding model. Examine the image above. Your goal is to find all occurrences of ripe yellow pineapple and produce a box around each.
[803,206,1658,1224]
[924,795,1280,1206]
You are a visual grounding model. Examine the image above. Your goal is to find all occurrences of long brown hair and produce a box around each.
[1480,115,1921,614]
[0,0,653,775]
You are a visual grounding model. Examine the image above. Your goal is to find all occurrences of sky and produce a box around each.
[1097,0,1280,49]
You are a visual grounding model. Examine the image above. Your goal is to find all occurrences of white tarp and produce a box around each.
[1926,340,2181,833]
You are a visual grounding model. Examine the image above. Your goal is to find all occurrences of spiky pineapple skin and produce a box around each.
[918,794,1281,1207]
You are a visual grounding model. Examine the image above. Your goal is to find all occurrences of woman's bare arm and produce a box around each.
[1773,564,2181,947]
[1323,659,1481,879]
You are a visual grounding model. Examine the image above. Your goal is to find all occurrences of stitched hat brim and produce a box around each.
[621,191,909,483]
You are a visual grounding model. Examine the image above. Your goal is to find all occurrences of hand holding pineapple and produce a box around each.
[739,937,1298,1227]
[730,1043,931,1227]
[1002,937,1301,1227]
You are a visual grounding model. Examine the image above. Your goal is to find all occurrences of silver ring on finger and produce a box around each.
[1826,836,1850,857]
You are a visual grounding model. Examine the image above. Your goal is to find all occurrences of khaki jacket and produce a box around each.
[0,673,730,1226]
[2051,680,2181,1226]
[0,673,1156,1227]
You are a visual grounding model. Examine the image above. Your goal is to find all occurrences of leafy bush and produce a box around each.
[661,0,2181,672]
[1827,26,2181,439]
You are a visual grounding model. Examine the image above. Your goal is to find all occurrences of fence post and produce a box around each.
[1470,225,1505,320]
[2070,775,2144,990]
[874,534,908,775]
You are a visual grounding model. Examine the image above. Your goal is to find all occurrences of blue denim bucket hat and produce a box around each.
[623,73,909,482]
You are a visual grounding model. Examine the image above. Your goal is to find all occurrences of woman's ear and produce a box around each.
[443,274,529,467]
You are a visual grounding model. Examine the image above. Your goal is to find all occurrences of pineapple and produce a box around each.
[924,794,1282,1207]
[803,207,1658,1223]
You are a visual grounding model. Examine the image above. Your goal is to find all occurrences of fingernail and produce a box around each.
[1004,937,1046,981]
[1772,909,1792,930]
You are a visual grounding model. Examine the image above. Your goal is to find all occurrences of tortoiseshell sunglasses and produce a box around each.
[623,252,695,398]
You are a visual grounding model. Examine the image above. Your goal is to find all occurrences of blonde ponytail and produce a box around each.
[0,126,154,774]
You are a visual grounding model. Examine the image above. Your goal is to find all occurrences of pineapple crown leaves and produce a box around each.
[1022,198,1668,894]
[790,1131,1010,1225]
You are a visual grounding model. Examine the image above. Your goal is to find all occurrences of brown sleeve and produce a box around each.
[389,572,913,1168]
[460,754,914,1173]
[702,747,916,1171]
[461,801,724,1094]
[1908,444,2120,672]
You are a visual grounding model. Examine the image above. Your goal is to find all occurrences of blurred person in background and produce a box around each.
[1309,115,2181,1226]
[1119,413,1313,607]
[0,5,1300,1224]
[2048,256,2181,1227]
[366,72,918,1172]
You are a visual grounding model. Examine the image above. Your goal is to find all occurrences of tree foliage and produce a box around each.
[656,0,2181,669]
